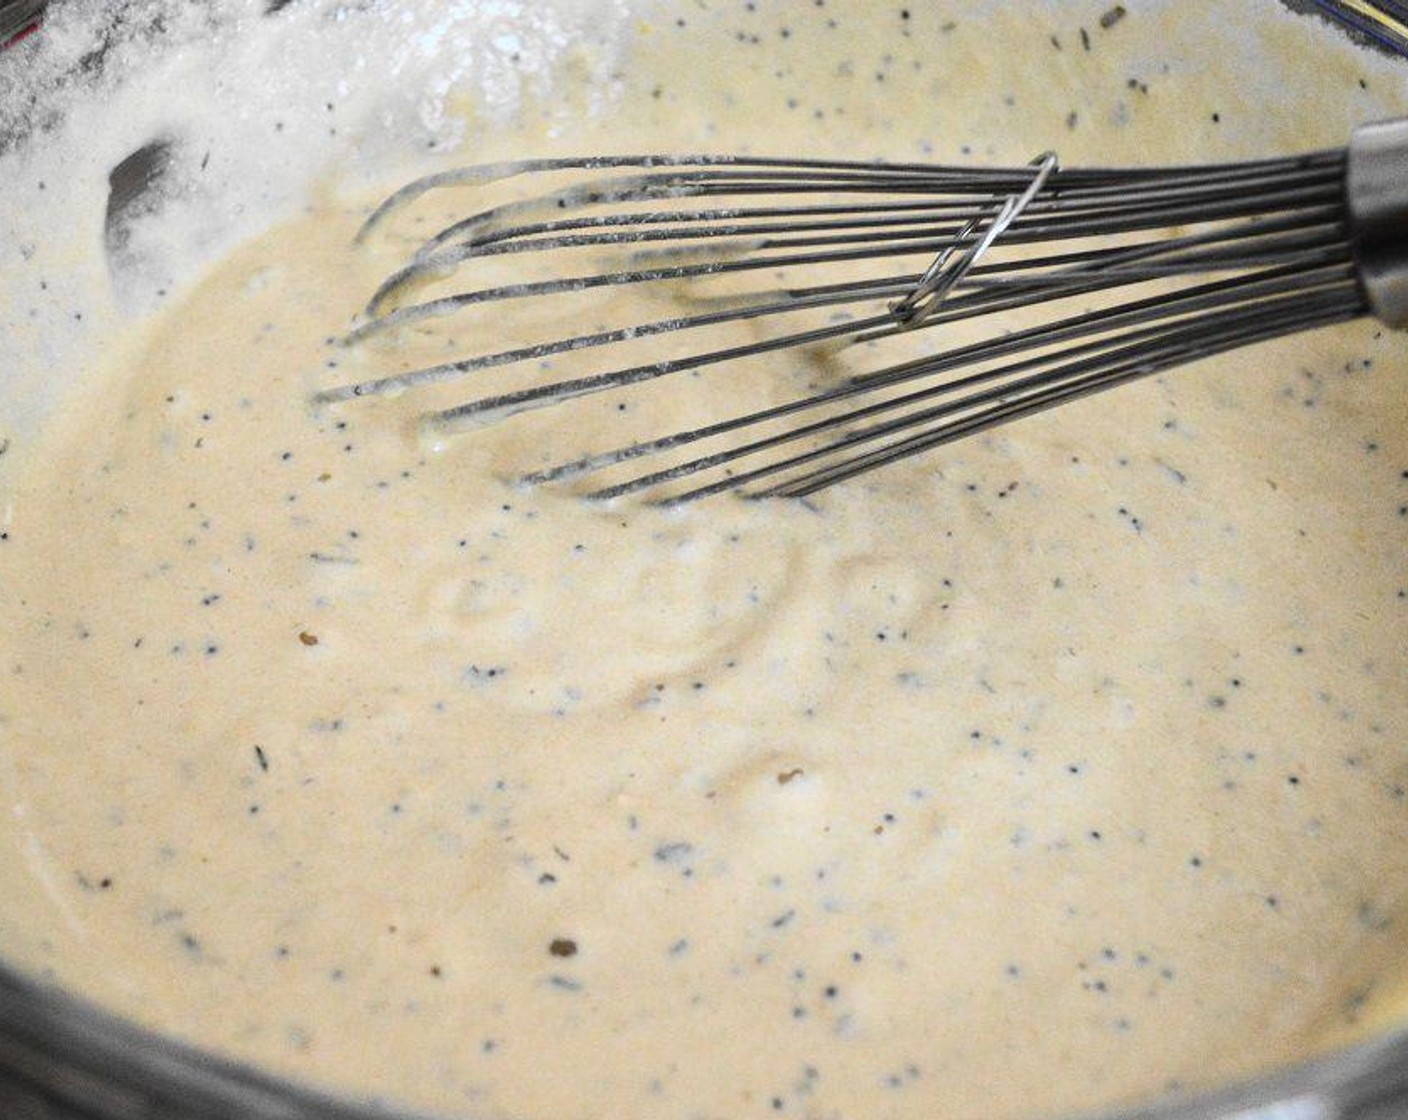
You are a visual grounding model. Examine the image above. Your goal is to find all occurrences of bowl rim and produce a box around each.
[4,958,1408,1120]
[3,4,1408,1119]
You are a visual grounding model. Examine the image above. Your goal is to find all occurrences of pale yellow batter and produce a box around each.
[2,4,1408,1120]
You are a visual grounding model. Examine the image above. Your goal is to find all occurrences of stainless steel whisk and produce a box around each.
[316,118,1408,503]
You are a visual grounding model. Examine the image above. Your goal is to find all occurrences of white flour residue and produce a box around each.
[0,0,638,439]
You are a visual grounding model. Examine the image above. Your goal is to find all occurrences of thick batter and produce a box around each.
[2,3,1408,1119]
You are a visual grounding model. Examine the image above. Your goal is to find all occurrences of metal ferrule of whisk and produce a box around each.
[320,118,1408,504]
[1348,117,1408,327]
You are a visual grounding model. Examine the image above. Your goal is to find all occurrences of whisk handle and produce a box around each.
[1347,117,1408,328]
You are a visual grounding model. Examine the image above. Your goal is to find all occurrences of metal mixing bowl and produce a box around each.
[1,2,1406,1118]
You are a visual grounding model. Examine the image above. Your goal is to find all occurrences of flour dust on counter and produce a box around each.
[1,3,1408,1120]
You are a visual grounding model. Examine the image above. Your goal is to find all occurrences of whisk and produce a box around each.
[315,118,1408,504]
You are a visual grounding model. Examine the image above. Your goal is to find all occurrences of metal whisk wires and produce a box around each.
[316,141,1370,503]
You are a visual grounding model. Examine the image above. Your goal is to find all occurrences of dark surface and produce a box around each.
[1281,0,1408,57]
[0,963,442,1120]
[103,137,174,267]
[0,0,45,45]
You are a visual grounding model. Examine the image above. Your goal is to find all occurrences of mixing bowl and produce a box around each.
[2,3,1407,1118]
